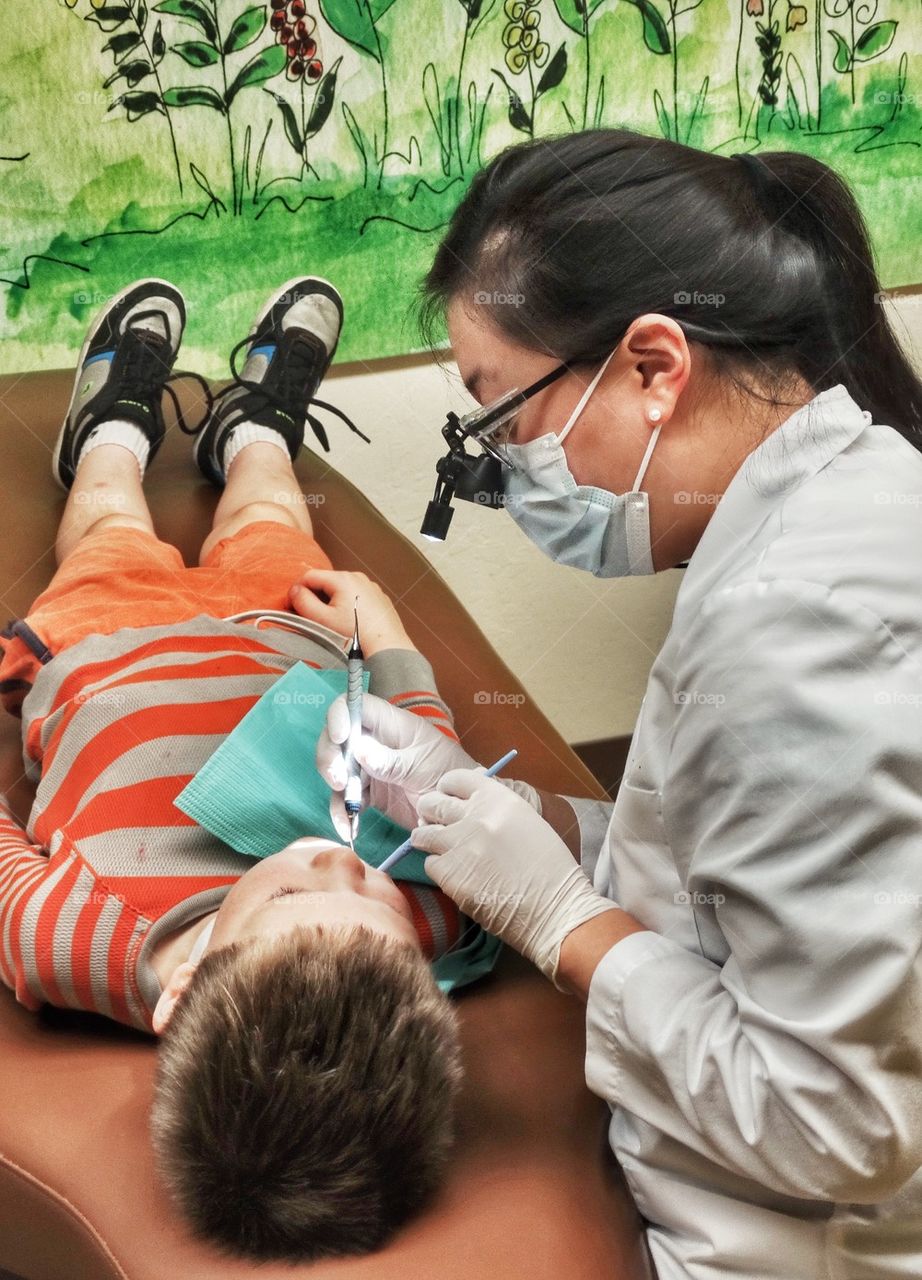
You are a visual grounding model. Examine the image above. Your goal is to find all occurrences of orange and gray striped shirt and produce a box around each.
[0,615,461,1033]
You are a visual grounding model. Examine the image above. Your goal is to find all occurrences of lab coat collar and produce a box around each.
[674,384,872,620]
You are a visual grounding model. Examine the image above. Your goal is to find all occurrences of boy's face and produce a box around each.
[210,837,421,954]
[152,838,421,1034]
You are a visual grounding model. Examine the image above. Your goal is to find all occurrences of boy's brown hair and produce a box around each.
[150,923,463,1262]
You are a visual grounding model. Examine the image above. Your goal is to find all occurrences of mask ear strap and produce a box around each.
[557,348,618,445]
[632,422,663,492]
[188,915,216,965]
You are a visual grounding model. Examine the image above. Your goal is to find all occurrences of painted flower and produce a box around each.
[502,0,548,74]
[746,0,764,15]
[271,2,323,81]
[786,2,807,29]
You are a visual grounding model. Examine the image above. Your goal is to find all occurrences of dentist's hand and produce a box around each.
[413,769,619,988]
[317,692,480,839]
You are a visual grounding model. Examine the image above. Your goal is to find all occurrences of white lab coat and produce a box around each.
[567,385,922,1279]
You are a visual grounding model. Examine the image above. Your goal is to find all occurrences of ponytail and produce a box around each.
[421,129,922,451]
[734,148,922,446]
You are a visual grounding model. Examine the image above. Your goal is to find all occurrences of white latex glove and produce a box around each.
[413,768,619,988]
[316,692,481,839]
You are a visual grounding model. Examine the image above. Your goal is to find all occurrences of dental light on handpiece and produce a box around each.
[342,600,364,849]
[421,366,568,542]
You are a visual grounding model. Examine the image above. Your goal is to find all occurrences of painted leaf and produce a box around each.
[653,86,671,138]
[111,90,163,118]
[268,91,304,154]
[174,40,220,66]
[161,84,226,110]
[151,20,166,59]
[536,42,567,96]
[508,92,531,132]
[152,0,218,45]
[550,0,605,35]
[369,0,398,18]
[136,0,148,29]
[623,0,670,55]
[121,59,154,86]
[226,43,287,105]
[829,29,852,74]
[319,0,379,61]
[84,5,131,29]
[224,6,267,54]
[306,56,342,137]
[104,31,142,61]
[854,20,897,62]
[593,72,605,127]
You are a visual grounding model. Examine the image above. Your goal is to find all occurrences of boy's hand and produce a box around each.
[289,569,416,657]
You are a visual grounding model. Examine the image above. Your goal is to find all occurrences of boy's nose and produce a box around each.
[312,844,366,880]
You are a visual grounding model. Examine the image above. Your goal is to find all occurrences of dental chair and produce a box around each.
[0,368,653,1280]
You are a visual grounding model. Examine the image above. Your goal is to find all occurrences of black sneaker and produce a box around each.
[53,279,194,490]
[193,276,369,488]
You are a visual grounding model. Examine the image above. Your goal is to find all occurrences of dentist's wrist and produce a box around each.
[497,777,542,813]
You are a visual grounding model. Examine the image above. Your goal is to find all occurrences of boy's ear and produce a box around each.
[152,961,198,1035]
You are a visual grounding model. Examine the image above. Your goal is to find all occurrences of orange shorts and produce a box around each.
[0,521,333,709]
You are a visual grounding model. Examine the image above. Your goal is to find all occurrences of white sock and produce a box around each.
[222,421,291,473]
[80,418,151,477]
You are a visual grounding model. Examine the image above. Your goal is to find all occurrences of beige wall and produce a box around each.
[325,288,922,745]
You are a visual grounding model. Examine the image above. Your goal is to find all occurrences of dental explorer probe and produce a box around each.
[342,600,364,850]
[377,749,518,874]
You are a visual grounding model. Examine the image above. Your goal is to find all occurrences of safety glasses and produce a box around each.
[460,362,569,466]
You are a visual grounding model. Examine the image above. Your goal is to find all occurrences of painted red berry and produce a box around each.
[291,0,306,16]
[286,37,298,57]
[306,58,322,80]
[270,8,286,30]
[301,35,317,57]
[287,57,305,79]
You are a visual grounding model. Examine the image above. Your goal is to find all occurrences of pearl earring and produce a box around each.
[648,407,662,423]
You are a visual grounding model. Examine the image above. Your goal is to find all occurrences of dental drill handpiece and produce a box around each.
[342,601,364,850]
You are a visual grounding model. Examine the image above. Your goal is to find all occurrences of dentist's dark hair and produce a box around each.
[420,128,922,448]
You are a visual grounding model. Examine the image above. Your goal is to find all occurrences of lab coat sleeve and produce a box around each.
[558,795,614,882]
[584,578,922,1203]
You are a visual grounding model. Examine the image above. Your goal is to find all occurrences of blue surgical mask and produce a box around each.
[502,349,662,577]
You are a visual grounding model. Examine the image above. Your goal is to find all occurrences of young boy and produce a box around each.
[0,279,465,1263]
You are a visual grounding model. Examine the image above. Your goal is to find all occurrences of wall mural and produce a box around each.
[1,0,919,377]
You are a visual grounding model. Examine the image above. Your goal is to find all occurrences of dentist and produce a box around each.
[317,129,922,1280]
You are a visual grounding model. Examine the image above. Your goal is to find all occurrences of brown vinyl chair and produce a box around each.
[0,369,653,1280]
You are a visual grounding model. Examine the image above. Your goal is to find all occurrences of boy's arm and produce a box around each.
[364,648,457,741]
[0,796,152,1029]
[0,796,50,1011]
